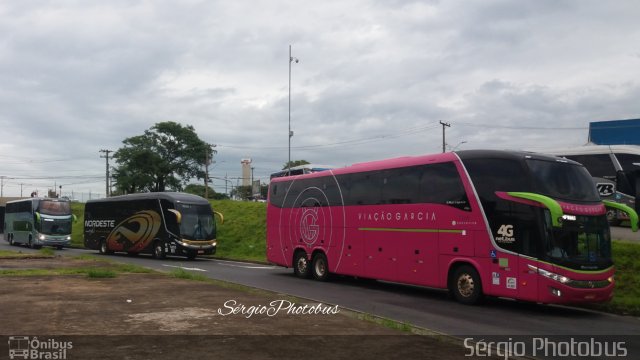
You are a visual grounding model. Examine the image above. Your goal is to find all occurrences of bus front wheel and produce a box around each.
[311,252,329,281]
[293,251,311,279]
[28,236,41,249]
[153,241,166,260]
[99,239,113,255]
[450,265,483,305]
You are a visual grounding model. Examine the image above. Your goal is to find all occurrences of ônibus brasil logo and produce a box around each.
[8,336,72,360]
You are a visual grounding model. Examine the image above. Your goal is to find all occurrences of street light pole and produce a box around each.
[288,45,299,175]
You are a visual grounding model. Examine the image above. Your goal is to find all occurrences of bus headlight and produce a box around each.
[66,236,71,241]
[39,234,46,241]
[528,265,571,284]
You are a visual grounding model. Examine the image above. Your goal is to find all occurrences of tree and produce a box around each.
[282,159,310,170]
[113,121,213,193]
[231,185,252,200]
[183,184,229,200]
[230,184,268,201]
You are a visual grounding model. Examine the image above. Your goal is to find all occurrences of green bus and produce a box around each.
[3,198,75,249]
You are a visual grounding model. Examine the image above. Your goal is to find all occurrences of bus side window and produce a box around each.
[160,200,179,231]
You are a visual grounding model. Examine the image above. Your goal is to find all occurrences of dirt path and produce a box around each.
[0,257,472,359]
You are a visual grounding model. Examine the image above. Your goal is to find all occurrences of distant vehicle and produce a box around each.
[267,150,637,305]
[0,205,5,233]
[84,192,223,260]
[3,198,75,249]
[270,164,334,179]
[543,145,640,225]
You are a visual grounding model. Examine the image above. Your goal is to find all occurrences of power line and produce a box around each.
[219,123,442,150]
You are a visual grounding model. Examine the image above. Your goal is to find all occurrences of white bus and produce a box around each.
[3,198,75,249]
[542,145,640,225]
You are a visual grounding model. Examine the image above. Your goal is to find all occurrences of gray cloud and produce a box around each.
[1,0,639,197]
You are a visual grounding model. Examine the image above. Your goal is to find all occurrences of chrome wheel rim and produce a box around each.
[296,257,308,274]
[315,259,326,276]
[457,273,474,298]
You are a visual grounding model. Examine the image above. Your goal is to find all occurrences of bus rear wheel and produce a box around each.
[153,241,166,260]
[293,251,311,279]
[311,252,330,281]
[450,265,483,305]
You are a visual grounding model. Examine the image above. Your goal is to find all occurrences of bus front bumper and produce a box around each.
[172,239,217,255]
[35,234,71,247]
[540,281,614,304]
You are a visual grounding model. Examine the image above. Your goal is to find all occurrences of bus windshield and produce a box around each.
[40,218,72,235]
[526,159,601,202]
[37,200,71,216]
[543,213,612,270]
[176,203,215,240]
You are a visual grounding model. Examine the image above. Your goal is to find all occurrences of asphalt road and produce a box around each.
[2,241,638,340]
[610,224,640,242]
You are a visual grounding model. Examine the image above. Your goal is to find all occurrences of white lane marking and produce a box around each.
[162,264,207,272]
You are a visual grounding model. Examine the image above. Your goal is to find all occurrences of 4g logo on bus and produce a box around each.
[495,224,515,244]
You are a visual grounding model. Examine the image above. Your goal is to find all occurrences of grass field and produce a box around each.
[68,200,640,315]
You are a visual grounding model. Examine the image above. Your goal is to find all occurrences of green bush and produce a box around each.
[211,200,266,262]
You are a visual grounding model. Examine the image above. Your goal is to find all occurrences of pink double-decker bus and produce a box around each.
[266,150,638,305]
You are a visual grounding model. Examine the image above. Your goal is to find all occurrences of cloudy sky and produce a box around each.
[1,0,639,198]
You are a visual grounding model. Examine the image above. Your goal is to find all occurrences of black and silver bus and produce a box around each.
[84,192,223,260]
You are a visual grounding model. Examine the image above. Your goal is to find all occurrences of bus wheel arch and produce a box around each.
[311,251,330,281]
[448,262,484,305]
[292,249,311,279]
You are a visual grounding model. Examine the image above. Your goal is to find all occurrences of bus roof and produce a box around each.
[5,197,69,204]
[535,144,640,156]
[270,150,583,184]
[86,192,210,205]
[270,164,334,179]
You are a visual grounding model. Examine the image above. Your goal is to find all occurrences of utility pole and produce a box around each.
[99,149,112,197]
[0,176,5,198]
[204,144,217,199]
[439,121,451,153]
[204,149,210,199]
[288,45,299,176]
[251,167,255,198]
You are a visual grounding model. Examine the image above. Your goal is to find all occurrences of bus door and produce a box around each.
[488,219,539,301]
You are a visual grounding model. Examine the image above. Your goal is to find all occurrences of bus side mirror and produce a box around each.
[603,200,639,232]
[72,214,78,223]
[214,211,224,225]
[497,191,564,228]
[35,212,41,224]
[167,209,182,224]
